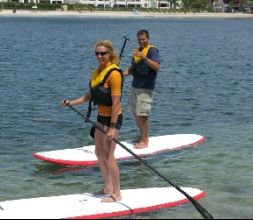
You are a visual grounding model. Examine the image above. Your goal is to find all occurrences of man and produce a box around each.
[124,30,160,149]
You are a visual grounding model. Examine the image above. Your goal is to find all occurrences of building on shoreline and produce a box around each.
[78,0,178,8]
[4,0,183,9]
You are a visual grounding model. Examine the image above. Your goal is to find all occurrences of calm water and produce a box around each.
[0,16,253,219]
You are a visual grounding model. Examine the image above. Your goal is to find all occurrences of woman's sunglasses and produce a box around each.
[95,51,108,56]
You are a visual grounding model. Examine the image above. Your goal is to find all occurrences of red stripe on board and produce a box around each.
[32,153,98,166]
[33,136,205,166]
[67,191,206,219]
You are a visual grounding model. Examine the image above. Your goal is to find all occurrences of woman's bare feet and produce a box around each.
[134,141,149,149]
[93,188,112,195]
[101,194,122,203]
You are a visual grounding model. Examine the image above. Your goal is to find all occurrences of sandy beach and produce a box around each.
[1,9,253,18]
[1,7,253,219]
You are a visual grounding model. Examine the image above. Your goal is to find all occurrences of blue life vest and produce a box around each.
[131,47,158,90]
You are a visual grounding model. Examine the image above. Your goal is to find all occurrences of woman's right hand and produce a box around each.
[61,95,87,107]
[61,100,71,107]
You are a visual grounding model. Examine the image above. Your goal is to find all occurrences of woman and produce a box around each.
[62,40,123,203]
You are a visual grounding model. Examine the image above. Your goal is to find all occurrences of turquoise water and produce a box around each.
[0,16,253,219]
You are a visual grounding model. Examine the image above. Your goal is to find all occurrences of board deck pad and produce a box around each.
[33,134,205,166]
[0,187,206,219]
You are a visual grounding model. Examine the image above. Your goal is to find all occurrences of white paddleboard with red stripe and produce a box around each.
[33,134,205,166]
[0,187,206,219]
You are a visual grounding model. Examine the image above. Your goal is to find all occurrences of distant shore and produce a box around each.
[1,9,253,19]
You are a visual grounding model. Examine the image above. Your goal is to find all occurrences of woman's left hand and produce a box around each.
[107,128,117,140]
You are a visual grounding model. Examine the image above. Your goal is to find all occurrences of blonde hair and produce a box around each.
[95,40,120,65]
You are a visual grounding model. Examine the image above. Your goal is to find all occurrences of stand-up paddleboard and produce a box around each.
[0,187,206,219]
[33,134,205,166]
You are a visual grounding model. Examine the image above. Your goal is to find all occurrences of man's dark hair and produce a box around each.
[137,30,150,39]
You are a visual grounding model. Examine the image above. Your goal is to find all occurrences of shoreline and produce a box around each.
[1,9,253,19]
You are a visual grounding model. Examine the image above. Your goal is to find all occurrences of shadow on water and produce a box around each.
[33,162,90,176]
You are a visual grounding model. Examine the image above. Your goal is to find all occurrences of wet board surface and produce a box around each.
[0,187,206,219]
[33,134,205,166]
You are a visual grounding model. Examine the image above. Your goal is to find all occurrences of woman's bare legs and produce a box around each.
[94,123,113,195]
[101,132,121,202]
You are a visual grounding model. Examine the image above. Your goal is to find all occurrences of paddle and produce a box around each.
[119,36,129,59]
[65,105,214,219]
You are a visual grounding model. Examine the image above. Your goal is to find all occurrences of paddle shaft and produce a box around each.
[66,105,214,219]
[119,36,129,59]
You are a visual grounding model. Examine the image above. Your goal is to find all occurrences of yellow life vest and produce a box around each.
[133,44,156,63]
[90,63,119,89]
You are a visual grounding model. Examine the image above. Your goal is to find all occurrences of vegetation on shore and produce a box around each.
[0,0,253,13]
[0,2,213,13]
